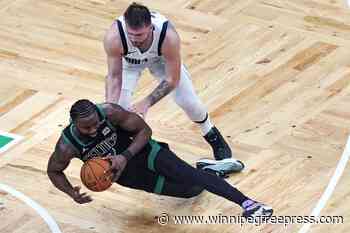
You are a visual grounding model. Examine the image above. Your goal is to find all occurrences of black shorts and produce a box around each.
[116,140,204,198]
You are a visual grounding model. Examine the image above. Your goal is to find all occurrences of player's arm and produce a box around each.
[104,103,152,159]
[104,22,124,104]
[145,22,181,107]
[47,137,92,204]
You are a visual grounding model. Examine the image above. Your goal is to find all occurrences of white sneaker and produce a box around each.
[196,158,245,177]
[242,201,273,219]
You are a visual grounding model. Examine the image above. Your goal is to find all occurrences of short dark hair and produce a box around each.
[70,99,96,122]
[124,2,151,29]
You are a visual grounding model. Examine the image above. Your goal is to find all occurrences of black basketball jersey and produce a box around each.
[61,104,151,162]
[61,104,165,194]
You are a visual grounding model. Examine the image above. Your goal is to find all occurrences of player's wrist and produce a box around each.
[120,149,133,161]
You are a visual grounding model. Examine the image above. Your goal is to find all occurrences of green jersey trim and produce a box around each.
[147,139,161,172]
[153,175,165,194]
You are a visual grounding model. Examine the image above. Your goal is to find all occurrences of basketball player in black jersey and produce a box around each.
[47,99,273,219]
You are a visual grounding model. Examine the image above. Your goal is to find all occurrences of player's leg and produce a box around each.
[153,145,273,218]
[116,146,204,198]
[172,65,235,161]
[152,142,205,198]
[154,146,247,205]
[148,61,238,162]
[161,180,204,198]
[118,66,142,109]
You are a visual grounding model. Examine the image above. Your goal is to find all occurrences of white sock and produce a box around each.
[198,115,214,136]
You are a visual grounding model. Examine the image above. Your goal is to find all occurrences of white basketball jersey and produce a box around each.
[116,11,169,65]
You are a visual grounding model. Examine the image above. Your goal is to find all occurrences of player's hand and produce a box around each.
[70,186,92,204]
[130,99,151,119]
[104,155,127,182]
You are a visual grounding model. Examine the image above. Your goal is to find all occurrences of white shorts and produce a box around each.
[119,57,207,122]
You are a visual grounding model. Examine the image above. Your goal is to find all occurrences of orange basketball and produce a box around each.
[80,158,113,192]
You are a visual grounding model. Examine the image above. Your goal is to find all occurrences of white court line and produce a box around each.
[298,135,350,233]
[0,183,62,233]
[0,130,23,154]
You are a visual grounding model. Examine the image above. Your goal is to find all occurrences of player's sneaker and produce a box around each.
[203,127,232,160]
[242,200,273,219]
[196,158,245,177]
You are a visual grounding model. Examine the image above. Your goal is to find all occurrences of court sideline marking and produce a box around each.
[0,183,62,233]
[298,135,350,233]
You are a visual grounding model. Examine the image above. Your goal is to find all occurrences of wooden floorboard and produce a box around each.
[0,0,349,232]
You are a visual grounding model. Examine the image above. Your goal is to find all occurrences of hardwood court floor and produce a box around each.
[0,0,350,232]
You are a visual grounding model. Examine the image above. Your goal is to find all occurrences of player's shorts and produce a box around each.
[116,139,204,198]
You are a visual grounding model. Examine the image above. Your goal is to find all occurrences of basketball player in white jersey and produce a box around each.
[104,3,244,171]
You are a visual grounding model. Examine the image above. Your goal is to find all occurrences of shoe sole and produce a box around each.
[196,158,245,173]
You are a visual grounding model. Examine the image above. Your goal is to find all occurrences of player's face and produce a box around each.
[126,24,152,47]
[76,112,101,138]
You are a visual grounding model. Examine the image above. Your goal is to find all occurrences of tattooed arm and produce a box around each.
[146,80,174,106]
[146,23,181,106]
[131,23,181,116]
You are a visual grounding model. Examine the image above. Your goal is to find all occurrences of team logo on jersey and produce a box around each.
[125,57,148,65]
[83,133,118,161]
[102,127,111,136]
